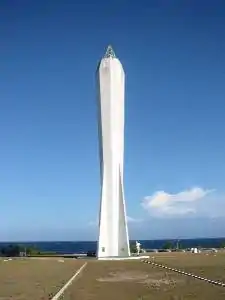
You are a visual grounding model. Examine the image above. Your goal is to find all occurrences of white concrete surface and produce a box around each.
[96,46,130,259]
[98,256,149,261]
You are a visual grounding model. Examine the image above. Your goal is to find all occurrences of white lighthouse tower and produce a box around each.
[96,46,130,259]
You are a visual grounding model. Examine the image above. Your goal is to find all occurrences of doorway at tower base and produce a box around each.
[97,256,149,261]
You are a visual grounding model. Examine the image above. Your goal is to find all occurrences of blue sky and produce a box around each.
[0,0,225,241]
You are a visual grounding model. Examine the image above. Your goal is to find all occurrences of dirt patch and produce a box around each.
[97,270,182,288]
[97,271,148,282]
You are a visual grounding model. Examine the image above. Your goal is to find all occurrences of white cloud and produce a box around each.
[142,187,214,217]
[126,216,143,223]
[88,220,98,227]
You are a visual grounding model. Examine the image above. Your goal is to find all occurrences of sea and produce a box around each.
[0,238,224,254]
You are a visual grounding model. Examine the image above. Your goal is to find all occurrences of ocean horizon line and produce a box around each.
[0,236,225,243]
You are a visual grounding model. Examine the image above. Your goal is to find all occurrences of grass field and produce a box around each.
[150,251,225,282]
[0,257,84,300]
[1,253,225,299]
[63,254,225,300]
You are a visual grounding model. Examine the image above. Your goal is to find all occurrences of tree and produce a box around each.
[162,241,174,250]
[130,243,137,253]
[220,242,225,248]
[26,246,40,256]
[178,242,183,249]
[0,244,21,257]
[175,240,183,250]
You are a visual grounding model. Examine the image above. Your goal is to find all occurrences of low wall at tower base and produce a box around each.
[98,255,149,261]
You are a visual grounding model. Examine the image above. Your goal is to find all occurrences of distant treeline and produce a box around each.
[0,244,24,257]
[0,244,56,257]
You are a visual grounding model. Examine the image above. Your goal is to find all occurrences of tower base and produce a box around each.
[97,255,149,261]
